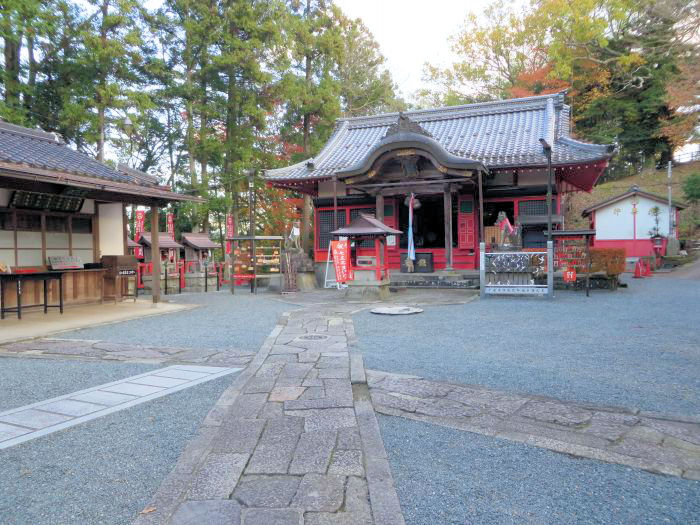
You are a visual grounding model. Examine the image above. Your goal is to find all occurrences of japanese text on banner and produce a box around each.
[331,240,354,282]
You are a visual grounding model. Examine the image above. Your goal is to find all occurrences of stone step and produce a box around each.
[390,272,479,289]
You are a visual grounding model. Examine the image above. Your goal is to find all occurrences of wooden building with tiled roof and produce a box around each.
[264,92,614,271]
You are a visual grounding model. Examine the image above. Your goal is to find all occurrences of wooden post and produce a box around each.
[585,234,591,297]
[333,175,339,231]
[301,194,311,254]
[376,194,384,222]
[477,170,485,245]
[443,184,453,270]
[151,205,161,303]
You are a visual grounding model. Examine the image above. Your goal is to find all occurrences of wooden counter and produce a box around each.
[0,268,106,310]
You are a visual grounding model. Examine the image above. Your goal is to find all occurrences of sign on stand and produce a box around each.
[563,267,577,283]
[331,240,353,283]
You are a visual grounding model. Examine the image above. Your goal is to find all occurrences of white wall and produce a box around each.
[595,195,674,240]
[0,188,10,207]
[80,199,95,214]
[98,203,125,257]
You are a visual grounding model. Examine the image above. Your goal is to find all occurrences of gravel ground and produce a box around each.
[58,291,292,353]
[379,415,700,525]
[0,362,233,525]
[0,358,157,412]
[354,276,700,415]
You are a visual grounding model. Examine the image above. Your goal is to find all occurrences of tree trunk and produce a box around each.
[24,33,37,113]
[96,0,109,162]
[2,3,22,112]
[199,75,209,233]
[301,3,313,254]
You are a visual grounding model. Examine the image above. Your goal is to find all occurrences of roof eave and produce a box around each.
[0,161,203,204]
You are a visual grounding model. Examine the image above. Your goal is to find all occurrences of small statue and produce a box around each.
[495,211,522,248]
[286,220,301,251]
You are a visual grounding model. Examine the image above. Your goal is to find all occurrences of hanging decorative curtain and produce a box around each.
[407,193,416,261]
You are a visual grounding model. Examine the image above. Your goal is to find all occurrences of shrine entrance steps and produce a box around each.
[389,271,479,290]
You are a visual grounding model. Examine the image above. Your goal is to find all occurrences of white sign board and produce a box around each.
[48,255,84,270]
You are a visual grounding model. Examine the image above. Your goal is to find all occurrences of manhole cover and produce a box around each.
[297,335,330,341]
[370,306,423,315]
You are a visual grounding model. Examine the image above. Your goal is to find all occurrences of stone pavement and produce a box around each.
[0,338,254,367]
[134,307,404,525]
[0,365,240,449]
[368,370,700,480]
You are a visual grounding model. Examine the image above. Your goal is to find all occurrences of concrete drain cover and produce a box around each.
[370,306,423,315]
[297,335,330,341]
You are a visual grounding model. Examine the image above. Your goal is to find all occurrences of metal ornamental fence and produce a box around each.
[479,241,554,298]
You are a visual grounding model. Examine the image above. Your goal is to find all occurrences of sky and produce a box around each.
[334,0,490,100]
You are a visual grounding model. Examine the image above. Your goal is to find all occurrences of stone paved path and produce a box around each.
[0,338,254,367]
[134,307,404,525]
[368,370,700,480]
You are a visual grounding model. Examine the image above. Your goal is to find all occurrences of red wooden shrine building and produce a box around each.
[264,93,614,271]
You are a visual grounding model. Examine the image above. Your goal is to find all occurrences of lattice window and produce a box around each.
[317,210,346,250]
[350,207,375,247]
[518,199,547,216]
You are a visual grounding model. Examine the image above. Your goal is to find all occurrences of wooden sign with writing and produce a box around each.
[48,255,84,270]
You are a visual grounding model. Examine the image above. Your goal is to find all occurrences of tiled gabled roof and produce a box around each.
[181,233,219,249]
[0,121,142,185]
[138,233,183,249]
[0,121,201,203]
[582,186,687,216]
[264,93,614,182]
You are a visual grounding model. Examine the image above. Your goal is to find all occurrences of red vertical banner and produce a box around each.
[134,210,145,259]
[225,214,234,255]
[331,240,354,282]
[167,213,175,240]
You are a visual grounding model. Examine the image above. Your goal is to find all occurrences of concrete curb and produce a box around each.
[132,312,291,525]
[349,352,366,385]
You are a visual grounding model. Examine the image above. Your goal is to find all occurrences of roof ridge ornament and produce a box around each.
[384,112,433,139]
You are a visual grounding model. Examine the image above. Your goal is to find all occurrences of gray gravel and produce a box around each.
[0,361,233,525]
[379,414,700,525]
[355,277,700,415]
[0,357,157,411]
[59,291,291,353]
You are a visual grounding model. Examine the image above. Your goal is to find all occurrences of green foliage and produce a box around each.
[421,0,699,179]
[683,173,700,203]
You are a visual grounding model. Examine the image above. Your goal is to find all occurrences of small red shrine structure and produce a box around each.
[330,213,402,299]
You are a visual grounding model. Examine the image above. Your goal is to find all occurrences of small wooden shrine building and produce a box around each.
[138,232,183,264]
[263,93,614,272]
[181,233,219,263]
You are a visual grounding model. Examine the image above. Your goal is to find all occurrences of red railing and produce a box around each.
[137,260,228,291]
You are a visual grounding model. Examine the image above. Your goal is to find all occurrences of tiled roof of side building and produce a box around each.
[264,93,614,181]
[0,121,155,187]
